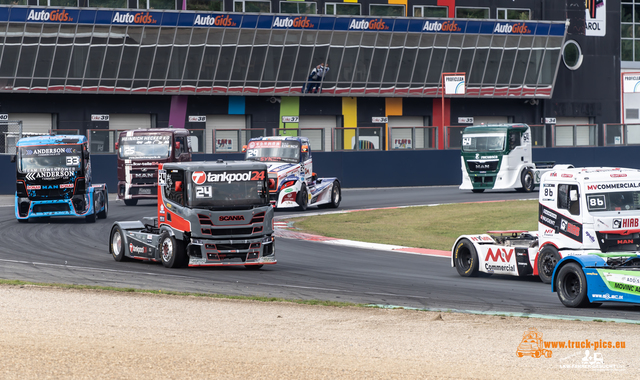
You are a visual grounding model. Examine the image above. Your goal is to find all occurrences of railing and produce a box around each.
[49,129,79,135]
[603,123,640,146]
[528,124,547,147]
[87,129,123,154]
[389,126,438,150]
[445,126,467,149]
[213,128,267,153]
[553,124,598,147]
[271,128,326,151]
[332,127,384,151]
[188,129,206,153]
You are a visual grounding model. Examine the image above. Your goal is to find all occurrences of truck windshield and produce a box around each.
[586,191,640,212]
[244,140,300,164]
[118,134,171,159]
[462,133,506,152]
[188,170,269,209]
[18,145,82,175]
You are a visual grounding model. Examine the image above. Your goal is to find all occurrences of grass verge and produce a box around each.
[293,200,538,251]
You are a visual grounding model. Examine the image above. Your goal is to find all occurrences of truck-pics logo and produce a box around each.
[112,12,157,24]
[516,329,552,358]
[27,9,73,22]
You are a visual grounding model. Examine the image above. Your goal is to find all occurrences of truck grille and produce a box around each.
[467,160,499,172]
[202,227,254,236]
[33,203,70,213]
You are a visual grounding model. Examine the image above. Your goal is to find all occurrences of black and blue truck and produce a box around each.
[15,135,108,223]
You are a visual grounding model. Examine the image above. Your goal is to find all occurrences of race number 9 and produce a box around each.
[66,156,80,166]
[196,186,212,198]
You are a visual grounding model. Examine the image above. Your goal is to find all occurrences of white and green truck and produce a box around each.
[459,123,569,193]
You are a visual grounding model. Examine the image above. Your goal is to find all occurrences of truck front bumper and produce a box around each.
[186,235,276,266]
[15,194,94,220]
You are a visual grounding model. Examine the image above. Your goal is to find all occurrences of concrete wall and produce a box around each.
[2,146,639,194]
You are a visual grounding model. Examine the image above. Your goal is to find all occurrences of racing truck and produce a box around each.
[459,123,569,193]
[108,160,276,268]
[452,167,640,284]
[243,136,341,210]
[15,135,108,223]
[116,128,192,206]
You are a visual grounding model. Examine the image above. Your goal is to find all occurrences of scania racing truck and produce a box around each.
[109,160,276,268]
[452,167,640,283]
[459,124,569,193]
[117,128,191,205]
[15,135,108,223]
[243,136,341,210]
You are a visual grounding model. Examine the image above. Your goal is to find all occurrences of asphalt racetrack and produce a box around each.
[1,187,639,321]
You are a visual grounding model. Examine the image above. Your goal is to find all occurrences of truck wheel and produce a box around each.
[245,264,263,270]
[296,185,308,211]
[110,226,129,262]
[159,231,187,268]
[518,169,535,193]
[318,182,341,209]
[97,193,108,219]
[537,245,560,284]
[124,199,138,206]
[555,262,590,307]
[454,239,479,277]
[471,189,484,193]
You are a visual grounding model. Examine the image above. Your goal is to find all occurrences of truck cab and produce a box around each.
[109,160,276,268]
[116,128,191,205]
[459,124,556,193]
[15,135,108,223]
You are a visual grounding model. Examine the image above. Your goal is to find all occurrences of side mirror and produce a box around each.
[242,145,247,153]
[174,141,181,151]
[301,145,309,153]
[115,141,119,150]
[10,155,16,163]
[175,181,183,192]
[84,150,90,160]
[570,189,578,202]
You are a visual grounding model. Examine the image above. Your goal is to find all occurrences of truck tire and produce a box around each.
[97,192,108,219]
[454,239,479,277]
[471,189,484,193]
[159,231,188,268]
[124,199,138,206]
[555,262,590,307]
[110,225,129,262]
[537,245,560,284]
[296,184,308,211]
[517,169,535,192]
[318,182,341,209]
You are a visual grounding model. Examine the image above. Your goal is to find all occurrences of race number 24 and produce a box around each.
[251,171,265,181]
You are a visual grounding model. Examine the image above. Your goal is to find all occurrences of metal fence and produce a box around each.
[553,124,598,147]
[389,126,438,150]
[213,128,267,153]
[0,120,22,154]
[272,128,326,151]
[333,127,384,151]
[603,123,640,146]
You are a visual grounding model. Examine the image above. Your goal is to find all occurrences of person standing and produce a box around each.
[304,63,329,93]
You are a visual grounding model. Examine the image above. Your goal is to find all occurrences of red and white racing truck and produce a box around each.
[452,167,640,283]
[243,136,341,210]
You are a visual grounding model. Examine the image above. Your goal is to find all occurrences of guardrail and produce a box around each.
[213,128,267,153]
[553,124,598,147]
[271,128,326,151]
[332,127,384,151]
[389,126,437,150]
[603,123,640,146]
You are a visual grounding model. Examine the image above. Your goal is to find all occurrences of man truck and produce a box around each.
[453,167,640,283]
[117,128,192,205]
[459,123,569,193]
[15,135,108,223]
[109,160,276,268]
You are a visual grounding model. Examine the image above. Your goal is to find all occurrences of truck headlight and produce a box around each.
[191,239,203,244]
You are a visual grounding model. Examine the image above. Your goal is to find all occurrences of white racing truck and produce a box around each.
[459,123,570,193]
[453,167,640,283]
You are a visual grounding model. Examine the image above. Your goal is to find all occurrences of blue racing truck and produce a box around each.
[14,135,108,223]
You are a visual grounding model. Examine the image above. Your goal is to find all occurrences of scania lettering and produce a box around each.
[460,124,572,193]
[453,167,640,284]
[117,129,192,206]
[109,160,276,269]
[15,135,108,223]
[243,136,341,210]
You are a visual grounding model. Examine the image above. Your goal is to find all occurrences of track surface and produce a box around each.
[1,187,639,320]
